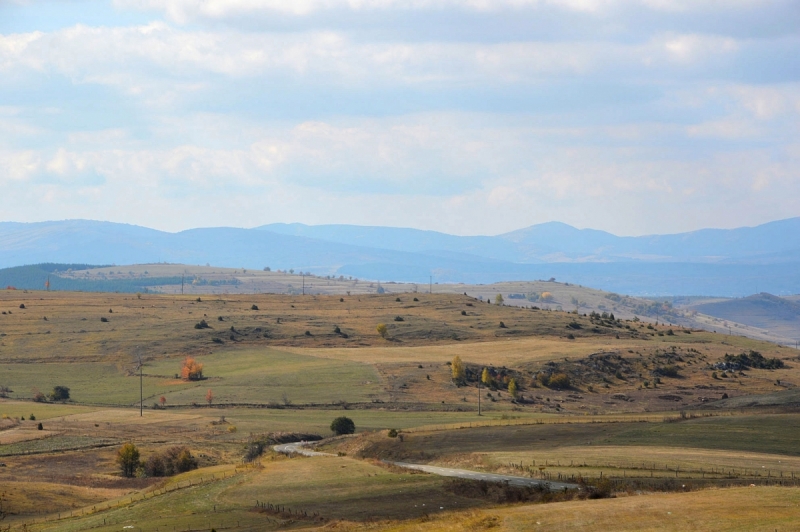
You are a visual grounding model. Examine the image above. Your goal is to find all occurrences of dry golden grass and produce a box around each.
[373,486,800,531]
[1,481,126,516]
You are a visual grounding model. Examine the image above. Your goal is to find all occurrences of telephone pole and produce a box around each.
[135,347,143,417]
[429,275,432,294]
[477,376,482,416]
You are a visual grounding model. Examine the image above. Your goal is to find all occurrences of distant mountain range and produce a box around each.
[1,218,799,296]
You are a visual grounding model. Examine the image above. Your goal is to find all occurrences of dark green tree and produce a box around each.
[330,416,356,435]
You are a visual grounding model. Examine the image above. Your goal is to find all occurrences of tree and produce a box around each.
[330,416,355,435]
[181,356,204,381]
[50,386,70,402]
[159,396,166,408]
[117,443,140,478]
[206,389,214,405]
[451,355,465,384]
[481,367,491,386]
[495,294,504,305]
[541,292,554,301]
[508,378,518,399]
[376,323,388,339]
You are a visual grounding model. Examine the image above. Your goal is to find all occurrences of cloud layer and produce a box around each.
[0,0,798,235]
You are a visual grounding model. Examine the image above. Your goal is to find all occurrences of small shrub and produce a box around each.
[19,303,25,309]
[212,337,223,344]
[194,320,210,329]
[100,316,108,322]
[228,425,237,433]
[387,428,398,438]
[548,373,570,390]
[461,310,467,315]
[304,330,312,336]
[37,422,43,430]
[499,321,507,328]
[29,414,35,421]
[654,365,680,378]
[413,297,419,301]
[395,297,401,302]
[376,323,388,339]
[251,304,259,310]
[566,333,575,340]
[50,385,70,402]
[394,316,404,322]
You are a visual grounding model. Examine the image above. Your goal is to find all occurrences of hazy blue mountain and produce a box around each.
[261,218,800,264]
[257,223,522,262]
[1,218,799,296]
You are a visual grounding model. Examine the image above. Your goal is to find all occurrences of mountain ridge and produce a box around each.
[0,217,798,296]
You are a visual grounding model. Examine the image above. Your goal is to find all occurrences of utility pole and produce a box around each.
[181,274,184,295]
[477,375,481,416]
[430,275,432,294]
[135,347,143,417]
[302,274,305,296]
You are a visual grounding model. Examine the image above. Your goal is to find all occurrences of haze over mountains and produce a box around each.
[1,218,799,297]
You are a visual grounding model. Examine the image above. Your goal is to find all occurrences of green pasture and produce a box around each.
[0,401,98,420]
[366,413,800,460]
[196,407,540,436]
[26,456,483,531]
[0,347,387,407]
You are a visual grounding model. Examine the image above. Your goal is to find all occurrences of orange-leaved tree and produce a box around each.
[206,388,213,405]
[181,356,204,381]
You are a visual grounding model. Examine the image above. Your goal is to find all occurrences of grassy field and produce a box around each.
[2,290,800,530]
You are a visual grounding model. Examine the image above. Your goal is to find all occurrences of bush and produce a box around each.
[548,373,570,390]
[376,323,388,339]
[29,414,35,421]
[100,316,109,322]
[330,416,355,435]
[387,428,398,438]
[251,304,259,310]
[144,446,198,477]
[394,316,404,322]
[413,297,419,301]
[37,422,43,430]
[194,320,210,329]
[50,386,70,402]
[654,365,680,378]
[499,321,506,328]
[19,303,25,309]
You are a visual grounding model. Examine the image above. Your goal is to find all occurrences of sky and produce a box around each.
[0,0,799,236]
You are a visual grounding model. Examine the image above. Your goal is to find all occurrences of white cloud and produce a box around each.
[114,0,769,19]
